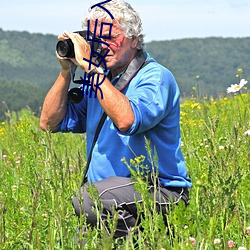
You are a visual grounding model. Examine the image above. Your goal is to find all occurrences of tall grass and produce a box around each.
[0,93,249,249]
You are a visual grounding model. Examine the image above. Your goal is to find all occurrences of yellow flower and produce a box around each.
[191,103,201,109]
[130,159,135,165]
[237,67,243,73]
[135,157,141,164]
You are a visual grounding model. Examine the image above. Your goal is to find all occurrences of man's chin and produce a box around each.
[103,60,113,70]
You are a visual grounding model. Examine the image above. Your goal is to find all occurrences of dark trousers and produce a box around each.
[72,176,189,238]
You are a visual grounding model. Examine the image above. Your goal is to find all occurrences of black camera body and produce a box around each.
[56,30,102,58]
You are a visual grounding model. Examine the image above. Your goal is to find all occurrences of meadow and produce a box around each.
[0,90,249,249]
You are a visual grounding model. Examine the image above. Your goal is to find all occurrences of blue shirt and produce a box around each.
[58,53,192,188]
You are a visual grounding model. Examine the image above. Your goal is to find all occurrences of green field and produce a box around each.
[0,91,249,249]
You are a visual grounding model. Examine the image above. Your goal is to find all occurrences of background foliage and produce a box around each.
[0,28,250,120]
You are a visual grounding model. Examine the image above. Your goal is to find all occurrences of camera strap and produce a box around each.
[81,50,150,186]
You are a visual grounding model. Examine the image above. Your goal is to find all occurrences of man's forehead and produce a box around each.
[89,19,120,31]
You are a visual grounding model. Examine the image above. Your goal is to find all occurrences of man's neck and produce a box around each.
[110,50,139,80]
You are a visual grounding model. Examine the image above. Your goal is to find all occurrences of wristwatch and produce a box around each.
[88,67,104,77]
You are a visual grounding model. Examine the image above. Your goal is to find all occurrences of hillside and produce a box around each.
[145,37,250,97]
[0,28,249,120]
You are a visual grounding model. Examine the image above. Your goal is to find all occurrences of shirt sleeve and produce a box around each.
[119,63,180,135]
[56,97,88,133]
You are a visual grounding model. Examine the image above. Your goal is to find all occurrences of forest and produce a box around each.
[0,28,249,120]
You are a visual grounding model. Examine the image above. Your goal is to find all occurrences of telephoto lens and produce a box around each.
[56,31,102,59]
[56,39,75,58]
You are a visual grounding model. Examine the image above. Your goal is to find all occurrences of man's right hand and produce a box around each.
[56,33,77,72]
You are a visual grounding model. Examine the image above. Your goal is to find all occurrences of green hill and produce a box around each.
[0,28,249,120]
[145,37,250,97]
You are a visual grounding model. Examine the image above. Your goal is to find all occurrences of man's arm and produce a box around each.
[40,68,71,132]
[92,74,135,132]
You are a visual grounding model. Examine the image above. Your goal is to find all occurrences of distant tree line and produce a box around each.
[0,28,249,120]
[145,37,250,98]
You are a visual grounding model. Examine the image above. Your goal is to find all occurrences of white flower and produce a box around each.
[244,130,250,136]
[227,79,248,93]
[238,247,246,250]
[214,238,221,244]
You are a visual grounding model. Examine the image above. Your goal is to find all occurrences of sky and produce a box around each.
[0,0,250,42]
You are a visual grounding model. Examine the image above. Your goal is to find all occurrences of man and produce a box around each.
[40,0,192,242]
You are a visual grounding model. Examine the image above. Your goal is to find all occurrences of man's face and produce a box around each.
[89,20,137,73]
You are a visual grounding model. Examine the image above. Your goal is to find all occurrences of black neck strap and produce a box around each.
[114,49,147,91]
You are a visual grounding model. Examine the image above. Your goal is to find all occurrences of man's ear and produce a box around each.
[131,36,139,49]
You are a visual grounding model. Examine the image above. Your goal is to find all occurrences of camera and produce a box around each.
[56,30,102,58]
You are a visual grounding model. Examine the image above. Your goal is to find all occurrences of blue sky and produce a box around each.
[0,0,250,42]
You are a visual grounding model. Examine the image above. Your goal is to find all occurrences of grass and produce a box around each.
[0,92,249,249]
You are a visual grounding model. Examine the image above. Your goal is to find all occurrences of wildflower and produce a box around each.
[130,159,135,165]
[12,185,18,192]
[196,180,202,185]
[189,237,196,246]
[135,156,141,164]
[244,130,250,136]
[246,226,250,235]
[191,103,201,109]
[238,247,246,250]
[228,240,235,248]
[42,213,48,221]
[237,68,243,73]
[219,145,224,150]
[227,79,248,93]
[214,238,221,244]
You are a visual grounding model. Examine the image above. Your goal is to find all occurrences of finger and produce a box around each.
[64,30,76,40]
[56,51,79,66]
[65,31,86,44]
[58,31,70,41]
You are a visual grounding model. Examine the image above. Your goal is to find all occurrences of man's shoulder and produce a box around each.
[140,57,175,82]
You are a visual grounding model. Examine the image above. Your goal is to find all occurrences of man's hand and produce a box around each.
[62,31,93,71]
[56,33,78,72]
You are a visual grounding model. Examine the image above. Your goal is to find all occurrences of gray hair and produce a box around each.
[82,0,145,49]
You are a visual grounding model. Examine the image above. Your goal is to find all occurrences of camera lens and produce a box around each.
[56,39,74,58]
